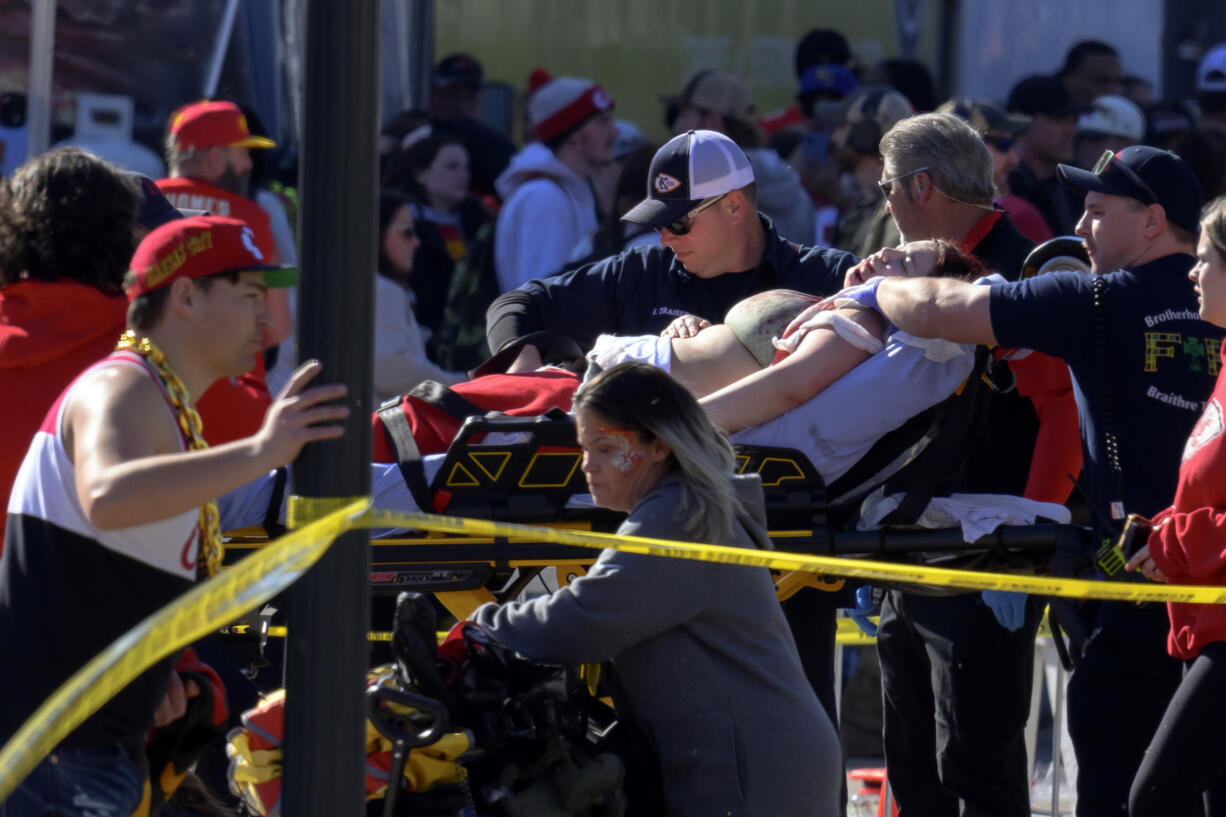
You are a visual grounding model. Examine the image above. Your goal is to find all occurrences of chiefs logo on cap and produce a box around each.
[593,88,612,110]
[654,173,681,194]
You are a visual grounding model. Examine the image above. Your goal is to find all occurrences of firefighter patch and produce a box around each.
[1184,397,1223,463]
[654,173,681,194]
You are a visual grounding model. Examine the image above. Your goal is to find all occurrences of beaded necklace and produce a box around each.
[115,330,224,577]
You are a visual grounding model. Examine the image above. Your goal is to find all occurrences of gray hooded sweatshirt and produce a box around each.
[472,472,841,817]
[746,147,818,246]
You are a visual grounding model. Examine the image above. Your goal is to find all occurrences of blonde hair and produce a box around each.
[1201,196,1226,259]
[574,362,761,547]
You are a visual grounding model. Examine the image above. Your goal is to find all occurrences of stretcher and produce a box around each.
[223,413,1086,621]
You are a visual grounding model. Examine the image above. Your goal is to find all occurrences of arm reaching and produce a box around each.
[876,276,998,345]
[71,360,348,530]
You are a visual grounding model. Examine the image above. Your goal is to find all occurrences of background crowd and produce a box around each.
[7,19,1226,817]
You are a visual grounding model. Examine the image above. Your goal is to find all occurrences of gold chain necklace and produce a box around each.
[115,330,224,577]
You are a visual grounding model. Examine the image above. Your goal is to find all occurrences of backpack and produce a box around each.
[427,219,501,372]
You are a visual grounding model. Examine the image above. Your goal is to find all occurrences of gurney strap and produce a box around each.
[407,380,488,421]
[880,345,992,525]
[377,400,433,511]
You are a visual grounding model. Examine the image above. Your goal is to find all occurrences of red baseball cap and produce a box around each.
[126,215,296,300]
[169,100,276,152]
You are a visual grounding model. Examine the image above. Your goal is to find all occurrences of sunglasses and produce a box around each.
[1093,150,1158,204]
[983,133,1014,153]
[877,166,930,198]
[660,194,725,236]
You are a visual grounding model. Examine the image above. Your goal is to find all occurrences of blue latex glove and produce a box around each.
[835,277,885,313]
[847,585,878,637]
[981,590,1027,632]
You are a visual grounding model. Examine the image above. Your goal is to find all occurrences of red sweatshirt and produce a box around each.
[1148,345,1226,660]
[0,281,128,548]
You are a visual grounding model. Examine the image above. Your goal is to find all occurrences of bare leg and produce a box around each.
[668,325,762,398]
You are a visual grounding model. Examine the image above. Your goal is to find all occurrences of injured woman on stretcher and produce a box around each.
[219,238,1069,536]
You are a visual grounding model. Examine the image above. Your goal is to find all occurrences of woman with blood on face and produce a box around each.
[470,361,841,817]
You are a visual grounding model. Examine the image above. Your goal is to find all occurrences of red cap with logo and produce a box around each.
[169,100,277,152]
[126,215,296,300]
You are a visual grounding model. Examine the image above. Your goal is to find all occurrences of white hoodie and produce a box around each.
[494,143,598,292]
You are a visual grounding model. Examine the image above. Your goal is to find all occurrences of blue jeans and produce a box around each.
[1,745,143,817]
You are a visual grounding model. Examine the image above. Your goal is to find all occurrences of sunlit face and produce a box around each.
[1074,191,1150,274]
[415,143,470,210]
[1190,229,1226,328]
[576,407,671,512]
[194,269,270,377]
[879,162,923,243]
[657,196,736,278]
[382,205,420,275]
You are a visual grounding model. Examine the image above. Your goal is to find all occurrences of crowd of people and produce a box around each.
[5,22,1226,817]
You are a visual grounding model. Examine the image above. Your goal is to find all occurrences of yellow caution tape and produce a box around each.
[8,500,1226,804]
[357,509,1226,605]
[0,498,369,804]
[287,494,369,529]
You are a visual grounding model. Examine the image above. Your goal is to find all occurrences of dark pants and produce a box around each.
[1,745,143,817]
[783,586,843,731]
[1130,641,1226,816]
[1066,601,1197,816]
[877,589,1042,817]
[783,586,845,809]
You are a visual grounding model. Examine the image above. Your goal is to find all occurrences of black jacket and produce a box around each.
[485,216,857,356]
[962,212,1040,495]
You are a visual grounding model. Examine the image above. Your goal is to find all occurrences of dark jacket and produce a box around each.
[485,215,857,355]
[960,211,1040,496]
[1007,162,1082,237]
[412,197,490,337]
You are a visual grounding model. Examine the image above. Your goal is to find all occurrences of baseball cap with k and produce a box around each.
[126,215,296,300]
[622,130,755,228]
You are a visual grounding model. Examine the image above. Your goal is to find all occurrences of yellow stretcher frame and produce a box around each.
[225,522,845,620]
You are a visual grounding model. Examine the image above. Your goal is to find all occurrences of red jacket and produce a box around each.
[371,370,580,461]
[1008,350,1082,504]
[1149,346,1226,659]
[0,281,128,547]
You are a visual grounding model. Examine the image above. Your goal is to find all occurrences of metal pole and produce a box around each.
[202,0,241,98]
[1050,664,1066,816]
[282,1,379,814]
[26,0,56,161]
[407,0,435,110]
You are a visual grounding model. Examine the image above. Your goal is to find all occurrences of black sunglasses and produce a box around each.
[1093,150,1158,204]
[659,194,725,236]
[877,167,930,199]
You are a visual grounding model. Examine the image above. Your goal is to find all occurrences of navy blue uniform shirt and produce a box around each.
[990,253,1221,539]
[485,215,856,355]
